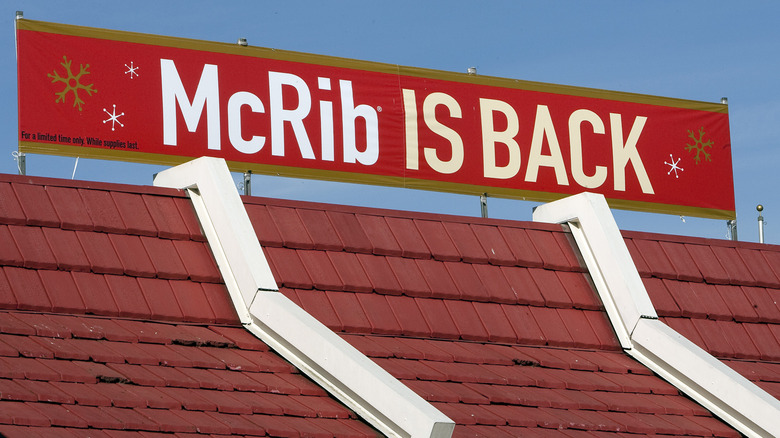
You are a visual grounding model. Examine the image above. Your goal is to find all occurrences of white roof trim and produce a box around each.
[154,157,454,438]
[533,192,780,438]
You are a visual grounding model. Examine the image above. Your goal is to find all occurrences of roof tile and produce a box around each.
[526,229,573,271]
[142,194,190,240]
[532,306,577,347]
[4,267,50,312]
[499,227,544,268]
[50,381,112,406]
[298,250,343,290]
[38,270,84,313]
[385,216,429,258]
[138,406,197,433]
[169,280,217,323]
[471,224,515,266]
[500,267,545,306]
[0,182,26,225]
[471,263,519,304]
[501,305,545,345]
[528,268,571,308]
[416,298,460,339]
[11,183,59,227]
[354,293,402,335]
[12,313,72,338]
[624,237,651,276]
[741,286,780,323]
[386,257,431,297]
[104,275,151,319]
[172,196,205,241]
[472,301,517,343]
[327,291,372,333]
[264,247,312,289]
[558,308,603,349]
[662,279,707,319]
[643,277,681,317]
[45,186,93,231]
[325,210,372,254]
[0,311,35,336]
[122,385,180,409]
[415,219,461,262]
[742,323,780,361]
[356,214,403,257]
[8,226,57,270]
[0,400,51,427]
[327,251,373,293]
[0,225,23,267]
[716,284,760,322]
[199,282,239,324]
[630,238,676,279]
[76,231,123,275]
[1,333,53,358]
[445,262,490,301]
[658,241,703,282]
[442,221,489,264]
[416,259,459,299]
[685,243,731,284]
[41,228,90,272]
[27,400,86,427]
[553,231,585,271]
[171,240,221,282]
[268,205,315,249]
[355,254,401,294]
[245,203,283,247]
[110,192,157,237]
[719,320,762,360]
[763,249,780,281]
[689,282,733,320]
[556,271,601,310]
[140,237,188,280]
[444,300,489,341]
[711,245,757,286]
[738,247,780,288]
[108,234,156,278]
[105,363,164,386]
[297,208,343,251]
[137,278,183,321]
[583,310,621,351]
[70,272,119,317]
[78,189,126,234]
[385,295,432,337]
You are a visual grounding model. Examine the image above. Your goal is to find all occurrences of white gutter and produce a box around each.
[533,192,780,438]
[154,157,454,438]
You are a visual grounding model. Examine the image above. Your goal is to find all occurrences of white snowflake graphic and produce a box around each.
[665,154,684,178]
[103,104,125,131]
[124,61,139,79]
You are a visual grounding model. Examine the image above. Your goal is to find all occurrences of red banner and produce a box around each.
[16,19,735,219]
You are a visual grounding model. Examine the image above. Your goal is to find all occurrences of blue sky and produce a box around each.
[3,1,778,243]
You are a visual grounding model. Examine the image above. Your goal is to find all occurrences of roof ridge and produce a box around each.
[624,228,780,251]
[242,194,565,231]
[0,172,186,197]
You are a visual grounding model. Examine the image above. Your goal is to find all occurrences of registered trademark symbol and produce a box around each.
[377,106,382,112]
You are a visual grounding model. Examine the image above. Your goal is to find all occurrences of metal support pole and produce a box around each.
[757,205,765,244]
[480,193,488,218]
[12,151,26,175]
[727,219,738,241]
[243,170,252,196]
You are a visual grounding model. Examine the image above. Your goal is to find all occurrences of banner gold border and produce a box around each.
[16,19,728,114]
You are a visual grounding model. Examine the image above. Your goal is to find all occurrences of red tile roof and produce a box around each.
[2,171,779,436]
[0,174,379,437]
